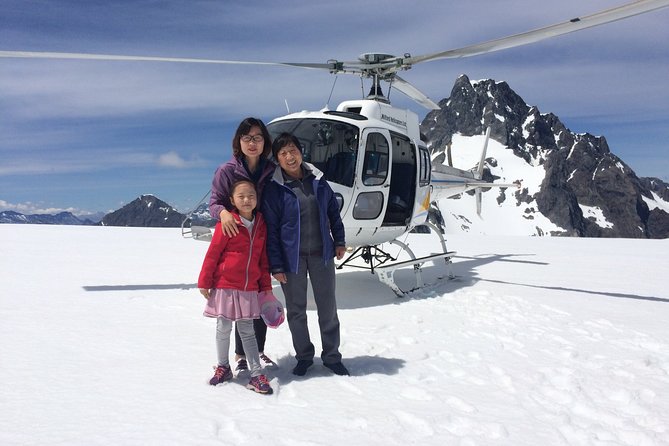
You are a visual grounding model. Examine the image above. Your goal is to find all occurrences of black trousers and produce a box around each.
[234,318,267,355]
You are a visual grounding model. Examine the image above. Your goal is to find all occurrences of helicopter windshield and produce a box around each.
[267,119,359,188]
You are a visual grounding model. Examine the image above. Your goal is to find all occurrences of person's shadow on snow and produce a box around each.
[271,355,406,384]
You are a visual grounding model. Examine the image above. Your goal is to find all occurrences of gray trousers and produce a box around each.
[280,255,342,364]
[216,318,262,377]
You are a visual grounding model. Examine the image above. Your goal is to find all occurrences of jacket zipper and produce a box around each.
[244,220,257,291]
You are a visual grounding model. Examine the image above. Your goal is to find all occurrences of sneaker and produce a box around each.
[235,358,248,372]
[259,352,277,367]
[324,362,350,376]
[246,375,273,394]
[292,359,314,376]
[209,365,233,385]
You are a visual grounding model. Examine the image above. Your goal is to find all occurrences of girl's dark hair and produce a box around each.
[231,117,272,159]
[229,179,257,196]
[271,132,302,158]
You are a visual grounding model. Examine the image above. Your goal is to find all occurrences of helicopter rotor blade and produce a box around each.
[405,0,669,65]
[390,75,441,110]
[0,50,337,71]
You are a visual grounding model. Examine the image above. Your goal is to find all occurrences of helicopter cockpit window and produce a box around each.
[362,133,389,186]
[267,119,358,188]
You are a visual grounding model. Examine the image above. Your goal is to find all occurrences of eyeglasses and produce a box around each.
[240,134,264,143]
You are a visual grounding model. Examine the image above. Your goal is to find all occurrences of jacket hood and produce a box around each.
[271,161,324,185]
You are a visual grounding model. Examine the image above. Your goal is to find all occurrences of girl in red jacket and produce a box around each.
[198,180,280,394]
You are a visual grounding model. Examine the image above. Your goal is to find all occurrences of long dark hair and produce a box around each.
[231,117,272,159]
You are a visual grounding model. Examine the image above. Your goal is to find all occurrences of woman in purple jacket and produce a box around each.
[209,117,276,372]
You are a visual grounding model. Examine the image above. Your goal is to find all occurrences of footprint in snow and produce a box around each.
[399,386,433,401]
[392,410,434,438]
[445,396,477,413]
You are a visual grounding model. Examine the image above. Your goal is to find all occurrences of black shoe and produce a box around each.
[292,359,314,376]
[324,362,350,376]
[235,358,248,372]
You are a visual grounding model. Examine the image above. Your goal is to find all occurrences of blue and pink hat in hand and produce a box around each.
[258,291,285,328]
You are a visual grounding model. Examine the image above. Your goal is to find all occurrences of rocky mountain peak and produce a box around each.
[99,194,185,227]
[421,75,669,238]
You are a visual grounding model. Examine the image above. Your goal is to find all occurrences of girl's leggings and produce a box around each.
[216,318,262,377]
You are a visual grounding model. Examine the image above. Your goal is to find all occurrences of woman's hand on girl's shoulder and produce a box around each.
[199,288,211,299]
[219,209,239,237]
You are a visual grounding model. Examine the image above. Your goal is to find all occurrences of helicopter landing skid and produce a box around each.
[337,221,456,296]
[375,250,456,296]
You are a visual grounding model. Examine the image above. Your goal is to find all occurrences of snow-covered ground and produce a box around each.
[1,224,668,445]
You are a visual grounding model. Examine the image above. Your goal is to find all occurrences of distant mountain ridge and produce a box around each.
[0,195,210,228]
[0,210,96,225]
[421,75,669,238]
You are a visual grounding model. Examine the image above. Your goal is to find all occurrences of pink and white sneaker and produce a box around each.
[246,374,273,394]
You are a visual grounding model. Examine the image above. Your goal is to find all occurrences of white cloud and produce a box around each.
[157,151,204,168]
[0,149,206,176]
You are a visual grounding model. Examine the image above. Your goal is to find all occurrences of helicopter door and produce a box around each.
[350,129,391,230]
[383,132,417,226]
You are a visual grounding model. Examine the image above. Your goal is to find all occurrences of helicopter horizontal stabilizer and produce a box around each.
[430,166,520,202]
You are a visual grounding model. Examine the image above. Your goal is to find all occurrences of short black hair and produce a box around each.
[271,132,302,158]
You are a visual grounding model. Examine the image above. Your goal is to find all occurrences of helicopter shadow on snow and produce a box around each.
[264,252,548,311]
[447,254,669,304]
[82,283,196,292]
[80,252,543,305]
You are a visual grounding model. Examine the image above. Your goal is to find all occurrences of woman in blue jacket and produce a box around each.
[262,133,349,377]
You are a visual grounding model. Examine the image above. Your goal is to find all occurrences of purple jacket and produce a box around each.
[209,156,275,220]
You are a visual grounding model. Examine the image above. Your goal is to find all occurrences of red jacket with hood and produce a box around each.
[198,211,272,292]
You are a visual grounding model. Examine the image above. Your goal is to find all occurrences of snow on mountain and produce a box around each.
[433,133,566,236]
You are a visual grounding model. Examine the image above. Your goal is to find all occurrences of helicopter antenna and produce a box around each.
[284,99,290,114]
[326,75,338,109]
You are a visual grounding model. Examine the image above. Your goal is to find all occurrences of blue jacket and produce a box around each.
[262,162,346,274]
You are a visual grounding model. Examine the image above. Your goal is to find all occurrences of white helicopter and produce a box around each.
[3,0,668,294]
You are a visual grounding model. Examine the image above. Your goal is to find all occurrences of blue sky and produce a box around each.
[1,0,668,216]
